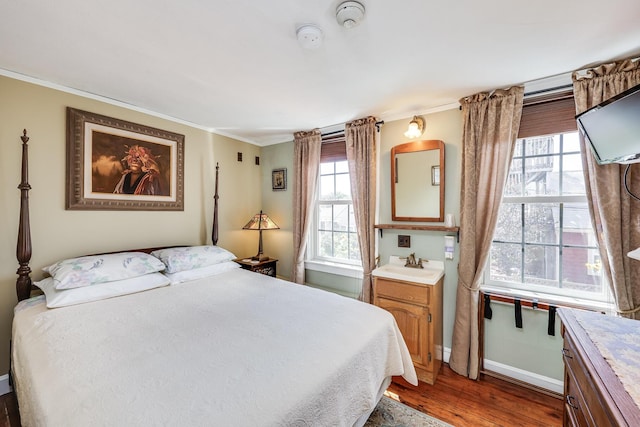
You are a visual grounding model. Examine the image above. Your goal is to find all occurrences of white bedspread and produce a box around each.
[13,269,417,427]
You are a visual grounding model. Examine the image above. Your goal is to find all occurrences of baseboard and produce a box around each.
[443,346,451,364]
[0,374,11,396]
[482,359,563,395]
[442,347,562,395]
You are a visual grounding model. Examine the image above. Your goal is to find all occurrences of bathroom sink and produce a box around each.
[372,256,444,285]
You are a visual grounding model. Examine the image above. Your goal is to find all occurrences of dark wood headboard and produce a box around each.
[15,130,221,301]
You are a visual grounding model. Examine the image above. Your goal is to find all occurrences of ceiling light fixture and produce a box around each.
[336,1,365,29]
[404,116,425,139]
[296,24,323,49]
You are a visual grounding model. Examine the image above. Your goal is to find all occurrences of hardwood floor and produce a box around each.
[0,392,19,427]
[0,364,563,426]
[388,364,564,426]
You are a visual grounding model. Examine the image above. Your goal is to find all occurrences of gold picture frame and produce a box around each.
[66,107,185,210]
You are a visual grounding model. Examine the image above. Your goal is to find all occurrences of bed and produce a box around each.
[11,131,418,426]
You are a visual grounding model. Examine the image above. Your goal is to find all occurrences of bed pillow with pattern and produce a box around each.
[151,245,236,273]
[43,252,166,290]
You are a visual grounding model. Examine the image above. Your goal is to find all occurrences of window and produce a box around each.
[486,131,607,302]
[305,132,362,274]
[486,91,609,305]
[312,160,361,265]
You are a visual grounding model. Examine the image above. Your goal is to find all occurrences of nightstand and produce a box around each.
[234,258,277,277]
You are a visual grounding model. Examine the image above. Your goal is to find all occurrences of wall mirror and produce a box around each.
[391,140,445,221]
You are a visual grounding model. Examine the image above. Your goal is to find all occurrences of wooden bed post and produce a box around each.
[212,162,219,245]
[16,129,33,302]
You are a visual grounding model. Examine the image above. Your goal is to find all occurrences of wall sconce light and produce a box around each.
[404,116,425,139]
[242,210,280,261]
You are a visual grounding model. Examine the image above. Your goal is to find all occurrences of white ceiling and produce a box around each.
[2,0,640,146]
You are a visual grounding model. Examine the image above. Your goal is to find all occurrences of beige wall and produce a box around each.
[0,76,263,373]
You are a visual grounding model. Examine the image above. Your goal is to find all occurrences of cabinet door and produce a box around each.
[377,297,430,369]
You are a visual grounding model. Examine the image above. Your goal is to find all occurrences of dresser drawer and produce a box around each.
[373,278,430,305]
[564,361,590,427]
[563,333,615,427]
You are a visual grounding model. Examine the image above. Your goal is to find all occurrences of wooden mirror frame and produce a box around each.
[391,140,445,222]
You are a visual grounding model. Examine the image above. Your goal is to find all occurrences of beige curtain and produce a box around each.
[573,58,640,319]
[449,86,524,379]
[345,117,378,303]
[292,130,322,284]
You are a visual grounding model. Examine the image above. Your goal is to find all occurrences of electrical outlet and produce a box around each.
[398,235,411,248]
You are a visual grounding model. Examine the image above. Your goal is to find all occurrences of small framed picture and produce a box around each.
[431,165,440,186]
[272,168,287,191]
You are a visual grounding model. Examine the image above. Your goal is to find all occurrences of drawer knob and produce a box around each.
[562,348,572,359]
[566,394,579,410]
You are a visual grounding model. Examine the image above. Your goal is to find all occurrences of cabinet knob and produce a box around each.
[562,348,572,359]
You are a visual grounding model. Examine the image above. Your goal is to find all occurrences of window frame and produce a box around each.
[305,137,363,277]
[483,132,609,305]
[482,91,611,307]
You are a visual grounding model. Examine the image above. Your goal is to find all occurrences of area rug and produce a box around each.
[365,396,453,427]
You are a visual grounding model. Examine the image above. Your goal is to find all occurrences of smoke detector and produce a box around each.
[296,24,323,49]
[336,1,365,29]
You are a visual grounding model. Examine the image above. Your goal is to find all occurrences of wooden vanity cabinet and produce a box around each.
[373,276,443,384]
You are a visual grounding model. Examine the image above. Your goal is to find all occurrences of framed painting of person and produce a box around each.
[66,107,185,211]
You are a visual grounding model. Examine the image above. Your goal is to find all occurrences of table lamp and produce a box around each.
[242,210,279,261]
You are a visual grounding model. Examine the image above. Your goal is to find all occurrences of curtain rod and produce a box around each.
[458,84,575,110]
[321,120,384,137]
[524,83,573,98]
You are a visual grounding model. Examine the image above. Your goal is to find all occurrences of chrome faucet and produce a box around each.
[404,253,424,269]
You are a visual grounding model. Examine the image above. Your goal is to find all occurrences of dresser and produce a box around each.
[372,275,443,384]
[234,258,277,277]
[558,308,640,427]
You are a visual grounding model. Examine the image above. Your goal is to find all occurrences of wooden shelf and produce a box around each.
[374,224,459,241]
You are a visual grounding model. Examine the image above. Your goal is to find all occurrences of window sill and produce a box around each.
[481,285,615,314]
[305,260,363,279]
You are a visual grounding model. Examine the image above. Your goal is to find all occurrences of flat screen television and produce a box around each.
[576,82,640,164]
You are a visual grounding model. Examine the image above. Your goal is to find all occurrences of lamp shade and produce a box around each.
[242,211,279,231]
[404,115,425,139]
[242,210,279,261]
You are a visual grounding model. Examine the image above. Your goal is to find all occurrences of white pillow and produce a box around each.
[164,260,240,284]
[44,252,166,290]
[151,245,236,273]
[34,273,170,308]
